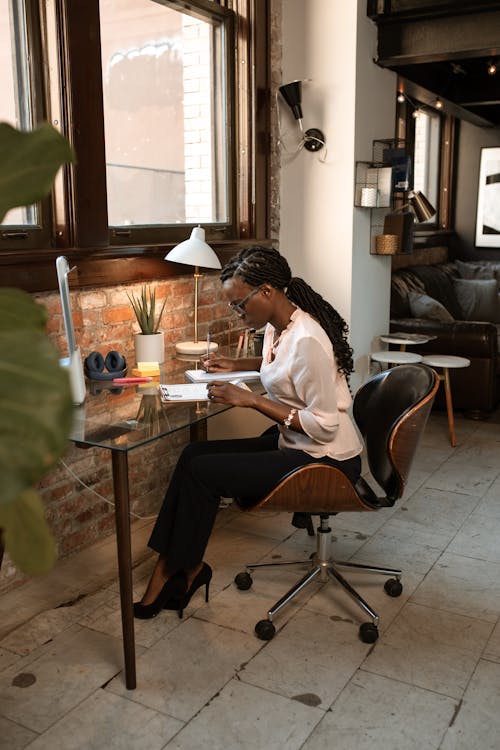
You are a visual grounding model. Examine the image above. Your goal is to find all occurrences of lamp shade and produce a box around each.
[164,227,221,270]
[409,191,436,223]
[279,81,303,121]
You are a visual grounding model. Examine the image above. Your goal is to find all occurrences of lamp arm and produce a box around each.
[193,266,202,344]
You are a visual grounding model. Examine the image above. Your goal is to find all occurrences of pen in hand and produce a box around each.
[206,332,211,372]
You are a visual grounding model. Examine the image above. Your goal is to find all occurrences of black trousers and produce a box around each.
[148,429,362,570]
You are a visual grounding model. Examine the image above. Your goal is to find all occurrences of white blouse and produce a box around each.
[259,308,363,461]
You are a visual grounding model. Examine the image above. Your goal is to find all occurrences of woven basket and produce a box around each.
[375,234,399,255]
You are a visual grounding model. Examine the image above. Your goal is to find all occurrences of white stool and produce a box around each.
[420,354,471,447]
[371,350,423,367]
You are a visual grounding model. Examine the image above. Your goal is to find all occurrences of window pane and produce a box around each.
[413,110,440,223]
[100,0,228,228]
[0,0,36,225]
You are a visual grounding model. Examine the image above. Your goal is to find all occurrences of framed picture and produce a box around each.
[475,147,500,247]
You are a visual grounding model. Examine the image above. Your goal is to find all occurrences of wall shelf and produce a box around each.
[356,139,413,255]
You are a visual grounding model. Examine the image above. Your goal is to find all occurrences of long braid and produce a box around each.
[221,246,354,378]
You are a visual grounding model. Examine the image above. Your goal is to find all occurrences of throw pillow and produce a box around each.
[408,292,455,322]
[455,259,500,286]
[453,278,499,322]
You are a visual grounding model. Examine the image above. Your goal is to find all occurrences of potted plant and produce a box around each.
[0,122,75,575]
[127,284,167,364]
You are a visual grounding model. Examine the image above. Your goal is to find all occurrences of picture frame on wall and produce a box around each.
[475,147,500,248]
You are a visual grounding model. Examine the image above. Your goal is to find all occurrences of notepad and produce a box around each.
[159,383,209,402]
[185,369,261,383]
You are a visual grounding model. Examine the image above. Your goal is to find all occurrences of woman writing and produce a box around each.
[134,246,363,619]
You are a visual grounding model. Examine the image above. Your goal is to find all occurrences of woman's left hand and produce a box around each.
[206,381,256,408]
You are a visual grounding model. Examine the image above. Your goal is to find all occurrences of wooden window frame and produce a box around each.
[1,0,271,292]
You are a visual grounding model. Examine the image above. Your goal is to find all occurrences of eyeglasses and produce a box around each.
[227,287,261,316]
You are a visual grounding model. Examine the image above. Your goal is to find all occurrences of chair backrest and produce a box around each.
[353,363,438,503]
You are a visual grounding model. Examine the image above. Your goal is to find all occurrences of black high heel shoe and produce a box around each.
[164,562,212,619]
[133,570,187,620]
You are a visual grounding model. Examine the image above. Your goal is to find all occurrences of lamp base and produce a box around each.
[175,340,219,355]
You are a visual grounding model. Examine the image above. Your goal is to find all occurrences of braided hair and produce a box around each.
[220,246,354,378]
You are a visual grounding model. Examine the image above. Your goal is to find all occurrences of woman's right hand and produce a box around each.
[200,353,237,373]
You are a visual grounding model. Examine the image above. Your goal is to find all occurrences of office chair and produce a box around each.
[234,363,439,643]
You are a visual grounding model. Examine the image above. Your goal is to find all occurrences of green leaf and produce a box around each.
[0,287,48,332]
[0,489,57,575]
[0,306,73,506]
[0,122,75,223]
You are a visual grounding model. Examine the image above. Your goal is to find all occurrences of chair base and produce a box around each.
[235,516,402,643]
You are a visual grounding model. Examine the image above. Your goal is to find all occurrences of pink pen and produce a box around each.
[112,377,153,384]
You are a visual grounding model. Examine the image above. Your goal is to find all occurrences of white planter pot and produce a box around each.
[133,331,165,364]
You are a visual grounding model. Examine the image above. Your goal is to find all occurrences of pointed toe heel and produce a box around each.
[164,562,212,618]
[133,570,187,620]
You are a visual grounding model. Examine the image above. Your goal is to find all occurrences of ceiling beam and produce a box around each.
[375,8,500,66]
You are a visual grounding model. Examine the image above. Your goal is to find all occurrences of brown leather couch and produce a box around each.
[390,261,500,415]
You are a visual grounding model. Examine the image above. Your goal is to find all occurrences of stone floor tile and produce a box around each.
[447,511,500,563]
[23,688,183,750]
[107,617,261,722]
[482,618,500,663]
[0,625,124,732]
[240,609,370,707]
[411,552,500,622]
[440,659,500,750]
[423,459,498,497]
[0,715,37,750]
[165,678,324,750]
[301,670,456,750]
[362,602,493,698]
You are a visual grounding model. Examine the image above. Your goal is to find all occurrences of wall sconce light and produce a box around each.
[164,226,221,355]
[393,191,437,222]
[488,60,497,75]
[435,97,443,109]
[278,80,325,153]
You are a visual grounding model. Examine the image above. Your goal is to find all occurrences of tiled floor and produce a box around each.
[1,407,500,749]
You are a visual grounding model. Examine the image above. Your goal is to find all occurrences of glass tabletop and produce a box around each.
[70,353,260,452]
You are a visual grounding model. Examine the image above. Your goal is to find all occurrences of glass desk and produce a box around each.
[69,362,256,689]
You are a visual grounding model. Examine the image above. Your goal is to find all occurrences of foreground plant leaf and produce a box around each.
[0,122,75,222]
[0,291,73,507]
[0,489,57,574]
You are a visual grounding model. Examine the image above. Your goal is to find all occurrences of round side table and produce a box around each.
[379,334,435,352]
[420,354,471,447]
[371,351,423,367]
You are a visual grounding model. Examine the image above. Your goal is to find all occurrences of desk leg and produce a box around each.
[190,418,207,442]
[442,368,456,447]
[111,451,136,690]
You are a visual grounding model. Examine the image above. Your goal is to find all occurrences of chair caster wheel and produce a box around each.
[359,622,379,643]
[255,619,276,640]
[384,578,403,597]
[234,571,253,590]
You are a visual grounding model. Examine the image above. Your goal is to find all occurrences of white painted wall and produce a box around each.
[280,0,397,391]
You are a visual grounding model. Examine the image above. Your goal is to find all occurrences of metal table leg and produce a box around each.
[111,450,136,690]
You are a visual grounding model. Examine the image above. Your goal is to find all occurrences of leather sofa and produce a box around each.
[390,260,500,415]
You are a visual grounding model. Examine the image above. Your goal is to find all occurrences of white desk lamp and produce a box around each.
[164,226,221,355]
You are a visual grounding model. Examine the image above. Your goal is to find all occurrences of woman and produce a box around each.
[134,246,363,619]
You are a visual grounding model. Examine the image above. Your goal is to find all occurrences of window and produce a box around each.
[396,79,456,236]
[1,0,270,291]
[0,0,51,245]
[100,0,232,239]
[413,109,440,222]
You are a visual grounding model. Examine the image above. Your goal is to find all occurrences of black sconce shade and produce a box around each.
[279,81,303,120]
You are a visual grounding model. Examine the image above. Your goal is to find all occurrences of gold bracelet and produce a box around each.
[283,407,297,429]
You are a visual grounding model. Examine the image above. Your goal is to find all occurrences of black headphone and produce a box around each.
[84,350,127,381]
